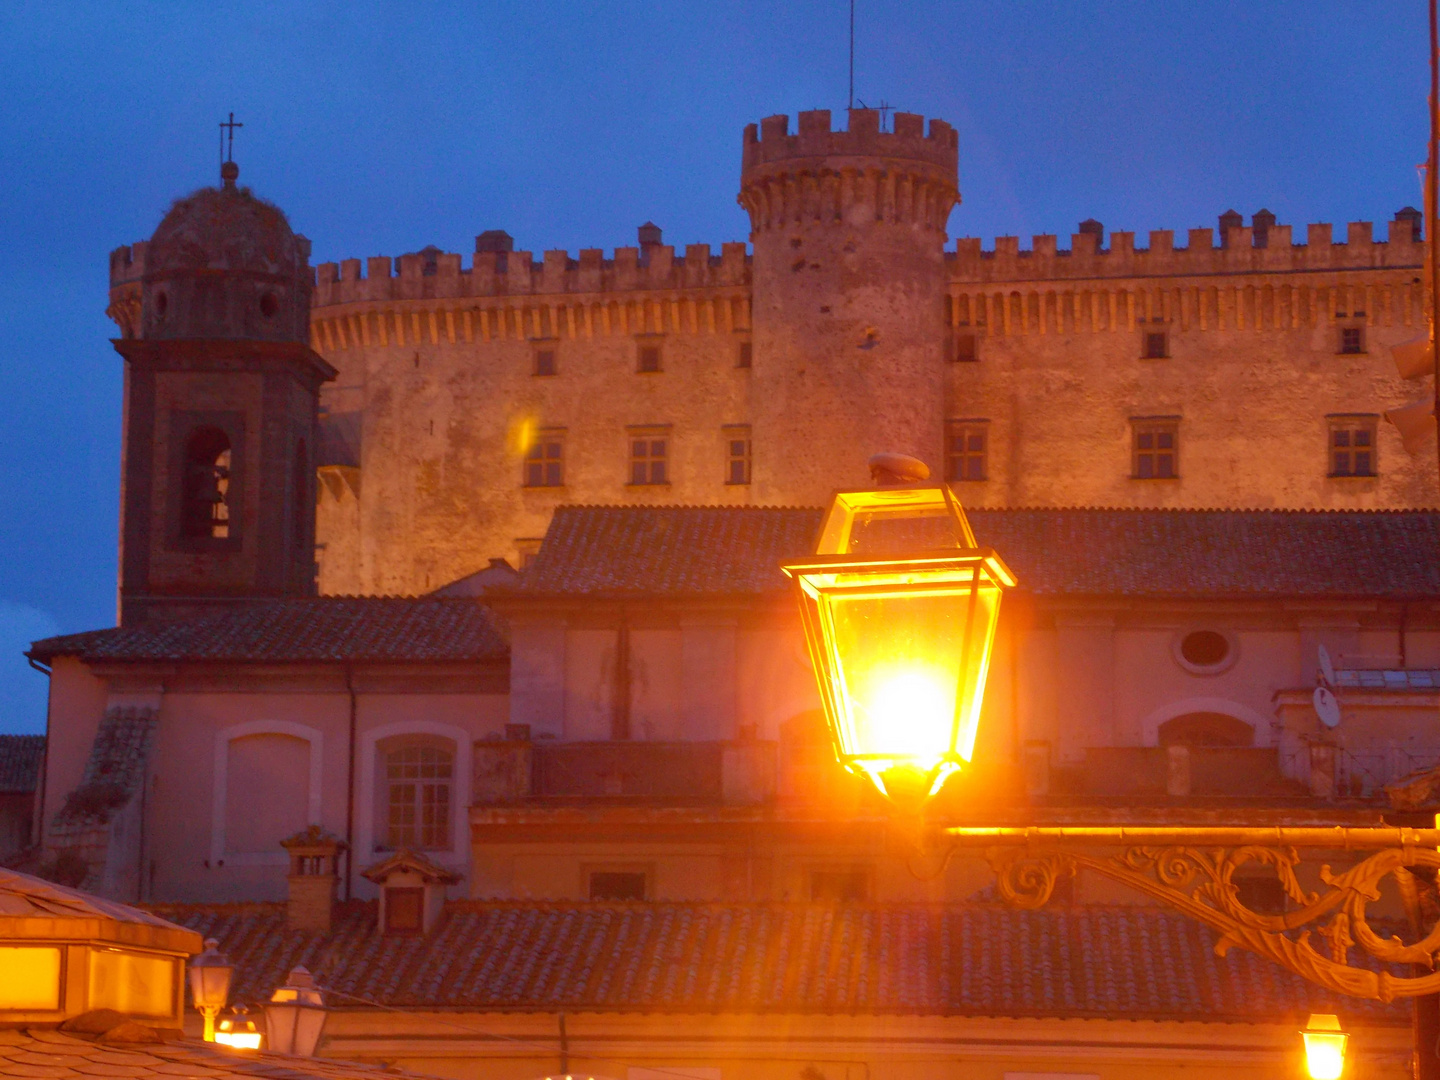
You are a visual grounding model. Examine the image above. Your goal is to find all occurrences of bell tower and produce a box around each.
[109,160,336,625]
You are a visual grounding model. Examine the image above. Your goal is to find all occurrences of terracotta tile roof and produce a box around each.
[27,598,508,665]
[0,1028,443,1080]
[0,733,44,794]
[51,707,157,828]
[152,900,1402,1023]
[518,505,1440,599]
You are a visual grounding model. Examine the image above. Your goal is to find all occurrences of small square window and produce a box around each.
[945,420,988,481]
[1329,417,1378,477]
[523,430,564,487]
[533,348,557,376]
[1132,419,1179,479]
[952,333,978,362]
[724,426,751,484]
[736,341,752,369]
[1339,326,1365,355]
[589,870,647,901]
[628,431,669,485]
[1142,331,1168,359]
[637,343,663,373]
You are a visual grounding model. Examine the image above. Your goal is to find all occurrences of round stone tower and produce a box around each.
[739,108,959,502]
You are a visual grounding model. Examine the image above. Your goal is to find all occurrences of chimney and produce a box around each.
[1077,218,1104,250]
[1395,206,1424,243]
[1218,209,1243,248]
[475,230,514,273]
[637,221,663,248]
[1251,209,1276,249]
[280,826,345,933]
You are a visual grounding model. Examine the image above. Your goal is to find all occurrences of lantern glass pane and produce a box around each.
[89,950,175,1019]
[1302,1031,1347,1080]
[801,563,1003,776]
[0,947,61,1009]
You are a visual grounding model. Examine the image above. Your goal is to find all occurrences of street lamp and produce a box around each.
[1302,1013,1348,1080]
[781,454,1016,808]
[264,966,328,1057]
[215,1003,262,1050]
[188,938,233,1042]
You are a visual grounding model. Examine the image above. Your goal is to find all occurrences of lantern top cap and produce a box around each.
[1306,1013,1344,1032]
[868,452,930,485]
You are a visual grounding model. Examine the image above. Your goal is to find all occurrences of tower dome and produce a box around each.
[141,162,313,342]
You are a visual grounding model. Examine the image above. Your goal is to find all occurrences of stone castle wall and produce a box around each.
[108,110,1439,597]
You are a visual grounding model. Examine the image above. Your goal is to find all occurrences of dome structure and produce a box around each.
[140,162,313,342]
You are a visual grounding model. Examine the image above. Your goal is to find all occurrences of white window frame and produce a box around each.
[357,721,471,876]
[211,720,323,867]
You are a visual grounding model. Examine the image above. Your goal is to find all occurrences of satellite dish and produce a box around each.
[1314,685,1341,729]
[1317,644,1336,687]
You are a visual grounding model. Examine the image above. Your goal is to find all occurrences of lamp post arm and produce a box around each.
[942,824,1440,1002]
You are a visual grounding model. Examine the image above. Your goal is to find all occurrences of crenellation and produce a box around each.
[1149,230,1174,255]
[1308,223,1333,247]
[1032,234,1057,258]
[742,108,958,172]
[340,258,362,282]
[1346,221,1374,246]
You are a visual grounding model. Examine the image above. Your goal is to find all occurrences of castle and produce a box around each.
[107,108,1438,598]
[17,108,1440,1078]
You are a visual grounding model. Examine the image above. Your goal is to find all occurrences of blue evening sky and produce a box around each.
[0,1,1426,732]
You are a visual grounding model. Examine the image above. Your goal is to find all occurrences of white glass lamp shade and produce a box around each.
[265,966,327,1057]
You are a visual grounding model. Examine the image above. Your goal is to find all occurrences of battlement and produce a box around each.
[310,237,751,309]
[741,109,957,176]
[109,242,148,288]
[950,210,1426,283]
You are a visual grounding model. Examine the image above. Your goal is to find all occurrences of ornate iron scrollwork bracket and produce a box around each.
[946,825,1440,1002]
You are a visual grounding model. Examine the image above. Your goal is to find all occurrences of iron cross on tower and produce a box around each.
[219,112,243,167]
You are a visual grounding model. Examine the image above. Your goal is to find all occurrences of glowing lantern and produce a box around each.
[188,938,233,1042]
[1302,1013,1348,1079]
[781,455,1016,807]
[214,1003,263,1050]
[264,966,328,1057]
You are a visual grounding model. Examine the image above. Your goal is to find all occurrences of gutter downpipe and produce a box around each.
[344,664,357,900]
[26,655,51,850]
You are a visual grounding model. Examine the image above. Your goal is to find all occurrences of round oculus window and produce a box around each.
[1180,630,1230,668]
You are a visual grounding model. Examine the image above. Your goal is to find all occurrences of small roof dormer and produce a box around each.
[362,850,459,937]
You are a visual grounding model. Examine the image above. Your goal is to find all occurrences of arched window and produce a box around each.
[382,742,453,851]
[182,427,232,539]
[292,437,308,549]
[1158,712,1254,747]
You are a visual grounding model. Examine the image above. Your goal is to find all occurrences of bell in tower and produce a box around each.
[108,154,336,625]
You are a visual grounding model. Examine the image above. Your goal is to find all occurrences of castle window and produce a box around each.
[1339,326,1365,354]
[533,342,557,376]
[736,340,752,369]
[945,420,988,481]
[1329,415,1378,477]
[724,425,751,485]
[181,427,233,539]
[589,869,647,901]
[1142,331,1169,359]
[383,743,453,851]
[523,429,565,487]
[809,868,871,902]
[1132,417,1179,479]
[628,428,669,485]
[637,341,663,373]
[951,332,978,363]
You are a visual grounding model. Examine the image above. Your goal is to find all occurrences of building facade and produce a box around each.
[107,110,1438,598]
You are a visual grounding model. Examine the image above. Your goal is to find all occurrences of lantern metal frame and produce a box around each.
[188,938,233,1042]
[782,480,1015,806]
[264,966,328,1058]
